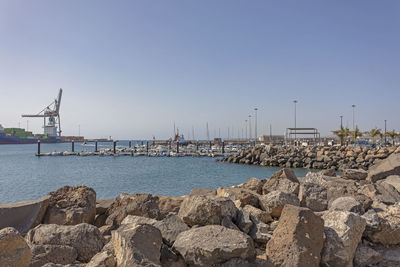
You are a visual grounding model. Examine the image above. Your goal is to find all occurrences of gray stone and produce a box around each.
[361,182,400,205]
[0,195,50,234]
[242,205,273,223]
[383,175,400,192]
[25,223,105,263]
[266,205,324,267]
[262,168,300,195]
[0,227,31,267]
[112,223,162,267]
[248,220,271,244]
[298,182,328,212]
[178,195,238,226]
[154,213,190,246]
[96,199,114,215]
[321,211,366,267]
[217,187,260,208]
[342,169,368,180]
[354,243,382,267]
[43,185,96,225]
[86,250,116,267]
[259,191,299,217]
[234,210,253,233]
[367,152,400,183]
[329,196,364,214]
[173,225,255,266]
[30,244,78,267]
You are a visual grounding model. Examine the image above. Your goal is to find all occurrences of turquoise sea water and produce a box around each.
[0,142,312,203]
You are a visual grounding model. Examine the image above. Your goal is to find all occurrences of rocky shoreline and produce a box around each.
[1,151,400,266]
[219,145,400,170]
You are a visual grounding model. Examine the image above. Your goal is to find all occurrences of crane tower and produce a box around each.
[22,89,63,137]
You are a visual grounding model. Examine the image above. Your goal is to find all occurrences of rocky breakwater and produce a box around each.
[220,144,400,170]
[2,152,400,266]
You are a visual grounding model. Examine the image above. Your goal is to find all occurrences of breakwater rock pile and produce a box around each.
[220,145,400,170]
[2,152,400,266]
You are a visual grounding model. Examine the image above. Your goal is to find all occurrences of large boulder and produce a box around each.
[298,182,328,212]
[178,195,238,226]
[236,177,265,194]
[112,223,162,267]
[105,193,162,226]
[217,187,260,208]
[173,225,255,266]
[43,186,96,225]
[341,169,368,180]
[321,211,366,266]
[262,168,300,195]
[243,205,273,223]
[157,196,186,218]
[86,250,116,267]
[153,213,190,246]
[353,243,382,267]
[363,206,400,245]
[25,223,105,263]
[0,195,50,234]
[329,196,364,214]
[265,205,324,267]
[361,181,400,205]
[0,227,31,267]
[259,191,299,217]
[29,244,78,267]
[367,152,400,183]
[382,175,400,192]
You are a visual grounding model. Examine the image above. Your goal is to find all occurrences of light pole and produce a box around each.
[293,100,298,142]
[248,115,252,141]
[254,108,258,141]
[352,104,356,130]
[384,120,387,145]
[340,116,343,129]
[245,120,248,140]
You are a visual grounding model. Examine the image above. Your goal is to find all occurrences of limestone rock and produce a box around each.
[178,195,237,226]
[248,220,271,244]
[262,168,300,195]
[173,225,255,267]
[238,177,264,194]
[298,182,328,212]
[243,205,273,223]
[383,175,400,192]
[112,223,162,267]
[105,193,162,226]
[342,169,368,180]
[259,191,299,217]
[96,199,114,215]
[217,187,260,208]
[157,196,186,218]
[43,185,96,225]
[25,223,105,263]
[329,196,364,214]
[321,210,366,266]
[367,152,400,183]
[265,205,324,267]
[0,227,31,267]
[154,213,190,246]
[30,244,78,267]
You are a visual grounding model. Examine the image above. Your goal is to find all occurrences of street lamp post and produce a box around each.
[254,108,258,142]
[352,105,356,130]
[293,100,298,143]
[248,115,252,141]
[245,120,248,140]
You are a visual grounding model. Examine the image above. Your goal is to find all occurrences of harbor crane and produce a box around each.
[22,89,63,137]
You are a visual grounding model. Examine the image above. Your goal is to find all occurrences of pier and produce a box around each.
[34,140,254,157]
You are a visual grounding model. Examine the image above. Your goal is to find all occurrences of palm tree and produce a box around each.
[370,128,381,146]
[386,130,397,146]
[352,126,362,146]
[332,126,345,146]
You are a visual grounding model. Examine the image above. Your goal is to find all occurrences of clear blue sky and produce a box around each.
[0,0,399,139]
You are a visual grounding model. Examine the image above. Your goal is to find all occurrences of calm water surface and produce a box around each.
[0,142,312,203]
